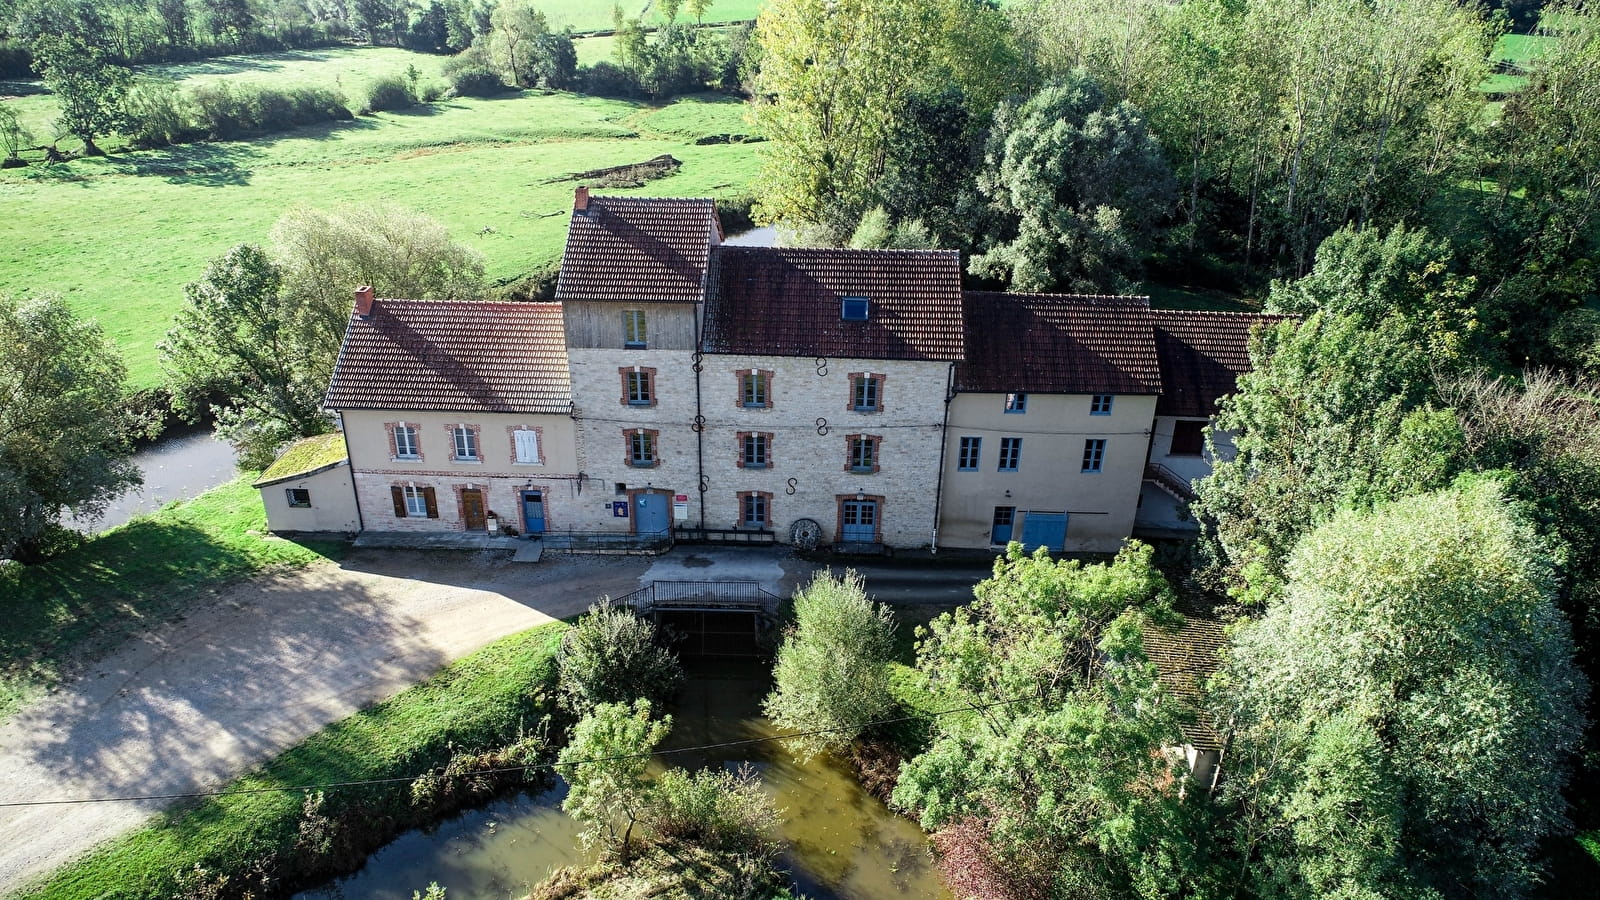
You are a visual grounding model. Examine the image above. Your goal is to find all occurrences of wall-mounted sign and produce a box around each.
[673,493,689,517]
[612,501,629,517]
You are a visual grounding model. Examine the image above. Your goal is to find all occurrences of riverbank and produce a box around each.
[0,476,340,721]
[13,624,567,900]
[69,426,240,534]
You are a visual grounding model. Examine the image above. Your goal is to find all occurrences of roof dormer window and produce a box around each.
[841,296,870,321]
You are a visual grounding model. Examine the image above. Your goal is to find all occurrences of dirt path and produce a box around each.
[0,548,648,890]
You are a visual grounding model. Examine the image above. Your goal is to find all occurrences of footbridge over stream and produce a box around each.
[617,581,785,659]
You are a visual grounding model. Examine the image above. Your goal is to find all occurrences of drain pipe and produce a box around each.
[930,362,955,553]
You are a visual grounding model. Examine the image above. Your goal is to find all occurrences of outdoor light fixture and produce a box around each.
[856,491,865,501]
[1005,489,1012,498]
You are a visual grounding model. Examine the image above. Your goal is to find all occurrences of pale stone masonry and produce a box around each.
[296,191,1282,552]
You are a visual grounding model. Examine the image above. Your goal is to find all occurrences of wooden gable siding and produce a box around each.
[562,300,698,350]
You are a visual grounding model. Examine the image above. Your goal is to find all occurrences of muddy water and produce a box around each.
[298,657,950,900]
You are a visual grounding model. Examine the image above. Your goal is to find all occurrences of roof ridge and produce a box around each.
[965,290,1151,302]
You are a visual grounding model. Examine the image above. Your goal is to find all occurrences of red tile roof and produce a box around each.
[1150,310,1292,418]
[325,299,572,414]
[956,292,1161,395]
[703,248,966,361]
[554,196,721,303]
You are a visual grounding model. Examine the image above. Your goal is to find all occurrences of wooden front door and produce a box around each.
[461,489,487,531]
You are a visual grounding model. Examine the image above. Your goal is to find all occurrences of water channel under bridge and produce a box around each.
[616,580,785,659]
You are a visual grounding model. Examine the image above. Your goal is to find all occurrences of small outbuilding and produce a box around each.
[254,433,359,535]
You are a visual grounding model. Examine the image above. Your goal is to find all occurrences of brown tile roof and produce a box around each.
[325,299,572,414]
[955,292,1161,395]
[1150,310,1291,418]
[1142,606,1228,752]
[554,196,721,303]
[702,248,966,361]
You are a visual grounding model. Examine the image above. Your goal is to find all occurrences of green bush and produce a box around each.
[557,600,683,714]
[364,74,416,114]
[448,66,508,98]
[644,766,780,853]
[762,570,896,760]
[122,79,199,148]
[189,83,350,140]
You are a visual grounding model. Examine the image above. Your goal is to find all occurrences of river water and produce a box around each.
[297,657,950,900]
[70,426,239,533]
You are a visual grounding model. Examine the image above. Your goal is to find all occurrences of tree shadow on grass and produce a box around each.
[107,141,266,186]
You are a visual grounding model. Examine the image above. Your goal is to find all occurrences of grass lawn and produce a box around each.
[17,623,566,900]
[553,0,763,31]
[1,45,761,387]
[0,476,343,721]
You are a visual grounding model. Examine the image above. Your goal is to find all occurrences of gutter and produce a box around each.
[930,362,955,553]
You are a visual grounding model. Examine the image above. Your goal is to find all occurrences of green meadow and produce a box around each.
[550,0,764,31]
[0,48,762,388]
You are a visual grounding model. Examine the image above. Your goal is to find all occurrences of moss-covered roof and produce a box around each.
[253,433,348,487]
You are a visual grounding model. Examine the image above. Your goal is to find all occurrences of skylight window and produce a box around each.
[841,296,870,321]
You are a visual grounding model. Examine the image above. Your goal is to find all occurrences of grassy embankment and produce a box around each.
[16,623,567,900]
[0,477,343,721]
[0,46,763,388]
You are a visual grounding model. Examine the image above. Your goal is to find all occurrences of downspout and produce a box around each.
[930,362,955,554]
[335,413,364,534]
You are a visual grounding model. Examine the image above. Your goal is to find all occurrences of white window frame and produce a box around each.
[404,485,428,517]
[453,426,479,461]
[394,424,419,459]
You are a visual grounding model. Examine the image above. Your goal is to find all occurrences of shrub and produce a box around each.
[762,570,896,760]
[364,74,416,113]
[558,599,683,713]
[191,82,251,139]
[122,78,198,148]
[576,61,642,98]
[644,766,780,854]
[448,66,508,97]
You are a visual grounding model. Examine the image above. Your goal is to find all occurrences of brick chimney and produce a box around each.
[354,285,375,318]
[573,185,590,214]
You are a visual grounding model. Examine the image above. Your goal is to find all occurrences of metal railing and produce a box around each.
[617,580,783,613]
[1145,463,1199,501]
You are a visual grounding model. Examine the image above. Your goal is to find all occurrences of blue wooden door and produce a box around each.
[634,492,669,535]
[991,507,1015,545]
[841,500,878,542]
[521,491,546,535]
[1019,512,1067,552]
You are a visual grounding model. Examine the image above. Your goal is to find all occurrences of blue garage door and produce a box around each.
[1019,512,1067,552]
[634,493,669,536]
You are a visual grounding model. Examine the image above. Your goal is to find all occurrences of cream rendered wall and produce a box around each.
[698,354,952,548]
[566,348,701,533]
[259,464,359,533]
[340,409,581,533]
[1135,416,1236,531]
[940,392,1156,553]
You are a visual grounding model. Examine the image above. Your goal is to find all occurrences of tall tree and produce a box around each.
[752,0,1019,236]
[969,72,1176,293]
[555,700,672,862]
[159,245,332,469]
[893,544,1208,899]
[267,202,485,377]
[1218,479,1587,898]
[0,295,141,561]
[31,36,132,156]
[488,0,549,86]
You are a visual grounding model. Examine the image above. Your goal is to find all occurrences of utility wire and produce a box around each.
[0,695,1032,809]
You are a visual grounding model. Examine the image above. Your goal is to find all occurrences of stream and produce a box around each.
[297,657,950,900]
[70,425,239,533]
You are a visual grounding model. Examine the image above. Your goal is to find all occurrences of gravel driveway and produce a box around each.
[0,544,987,890]
[0,548,649,890]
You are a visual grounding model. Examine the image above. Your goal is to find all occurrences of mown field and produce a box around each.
[0,47,762,387]
[554,0,763,31]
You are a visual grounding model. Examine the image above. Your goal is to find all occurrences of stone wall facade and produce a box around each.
[698,354,954,548]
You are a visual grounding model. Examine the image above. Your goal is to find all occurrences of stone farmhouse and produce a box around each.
[263,189,1277,554]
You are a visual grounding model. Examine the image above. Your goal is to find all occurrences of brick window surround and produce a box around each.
[626,428,661,468]
[844,433,882,473]
[384,421,425,462]
[391,484,438,518]
[736,369,774,409]
[738,490,773,528]
[446,423,483,462]
[736,431,774,468]
[835,493,886,543]
[847,372,885,413]
[507,425,546,465]
[619,366,658,407]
